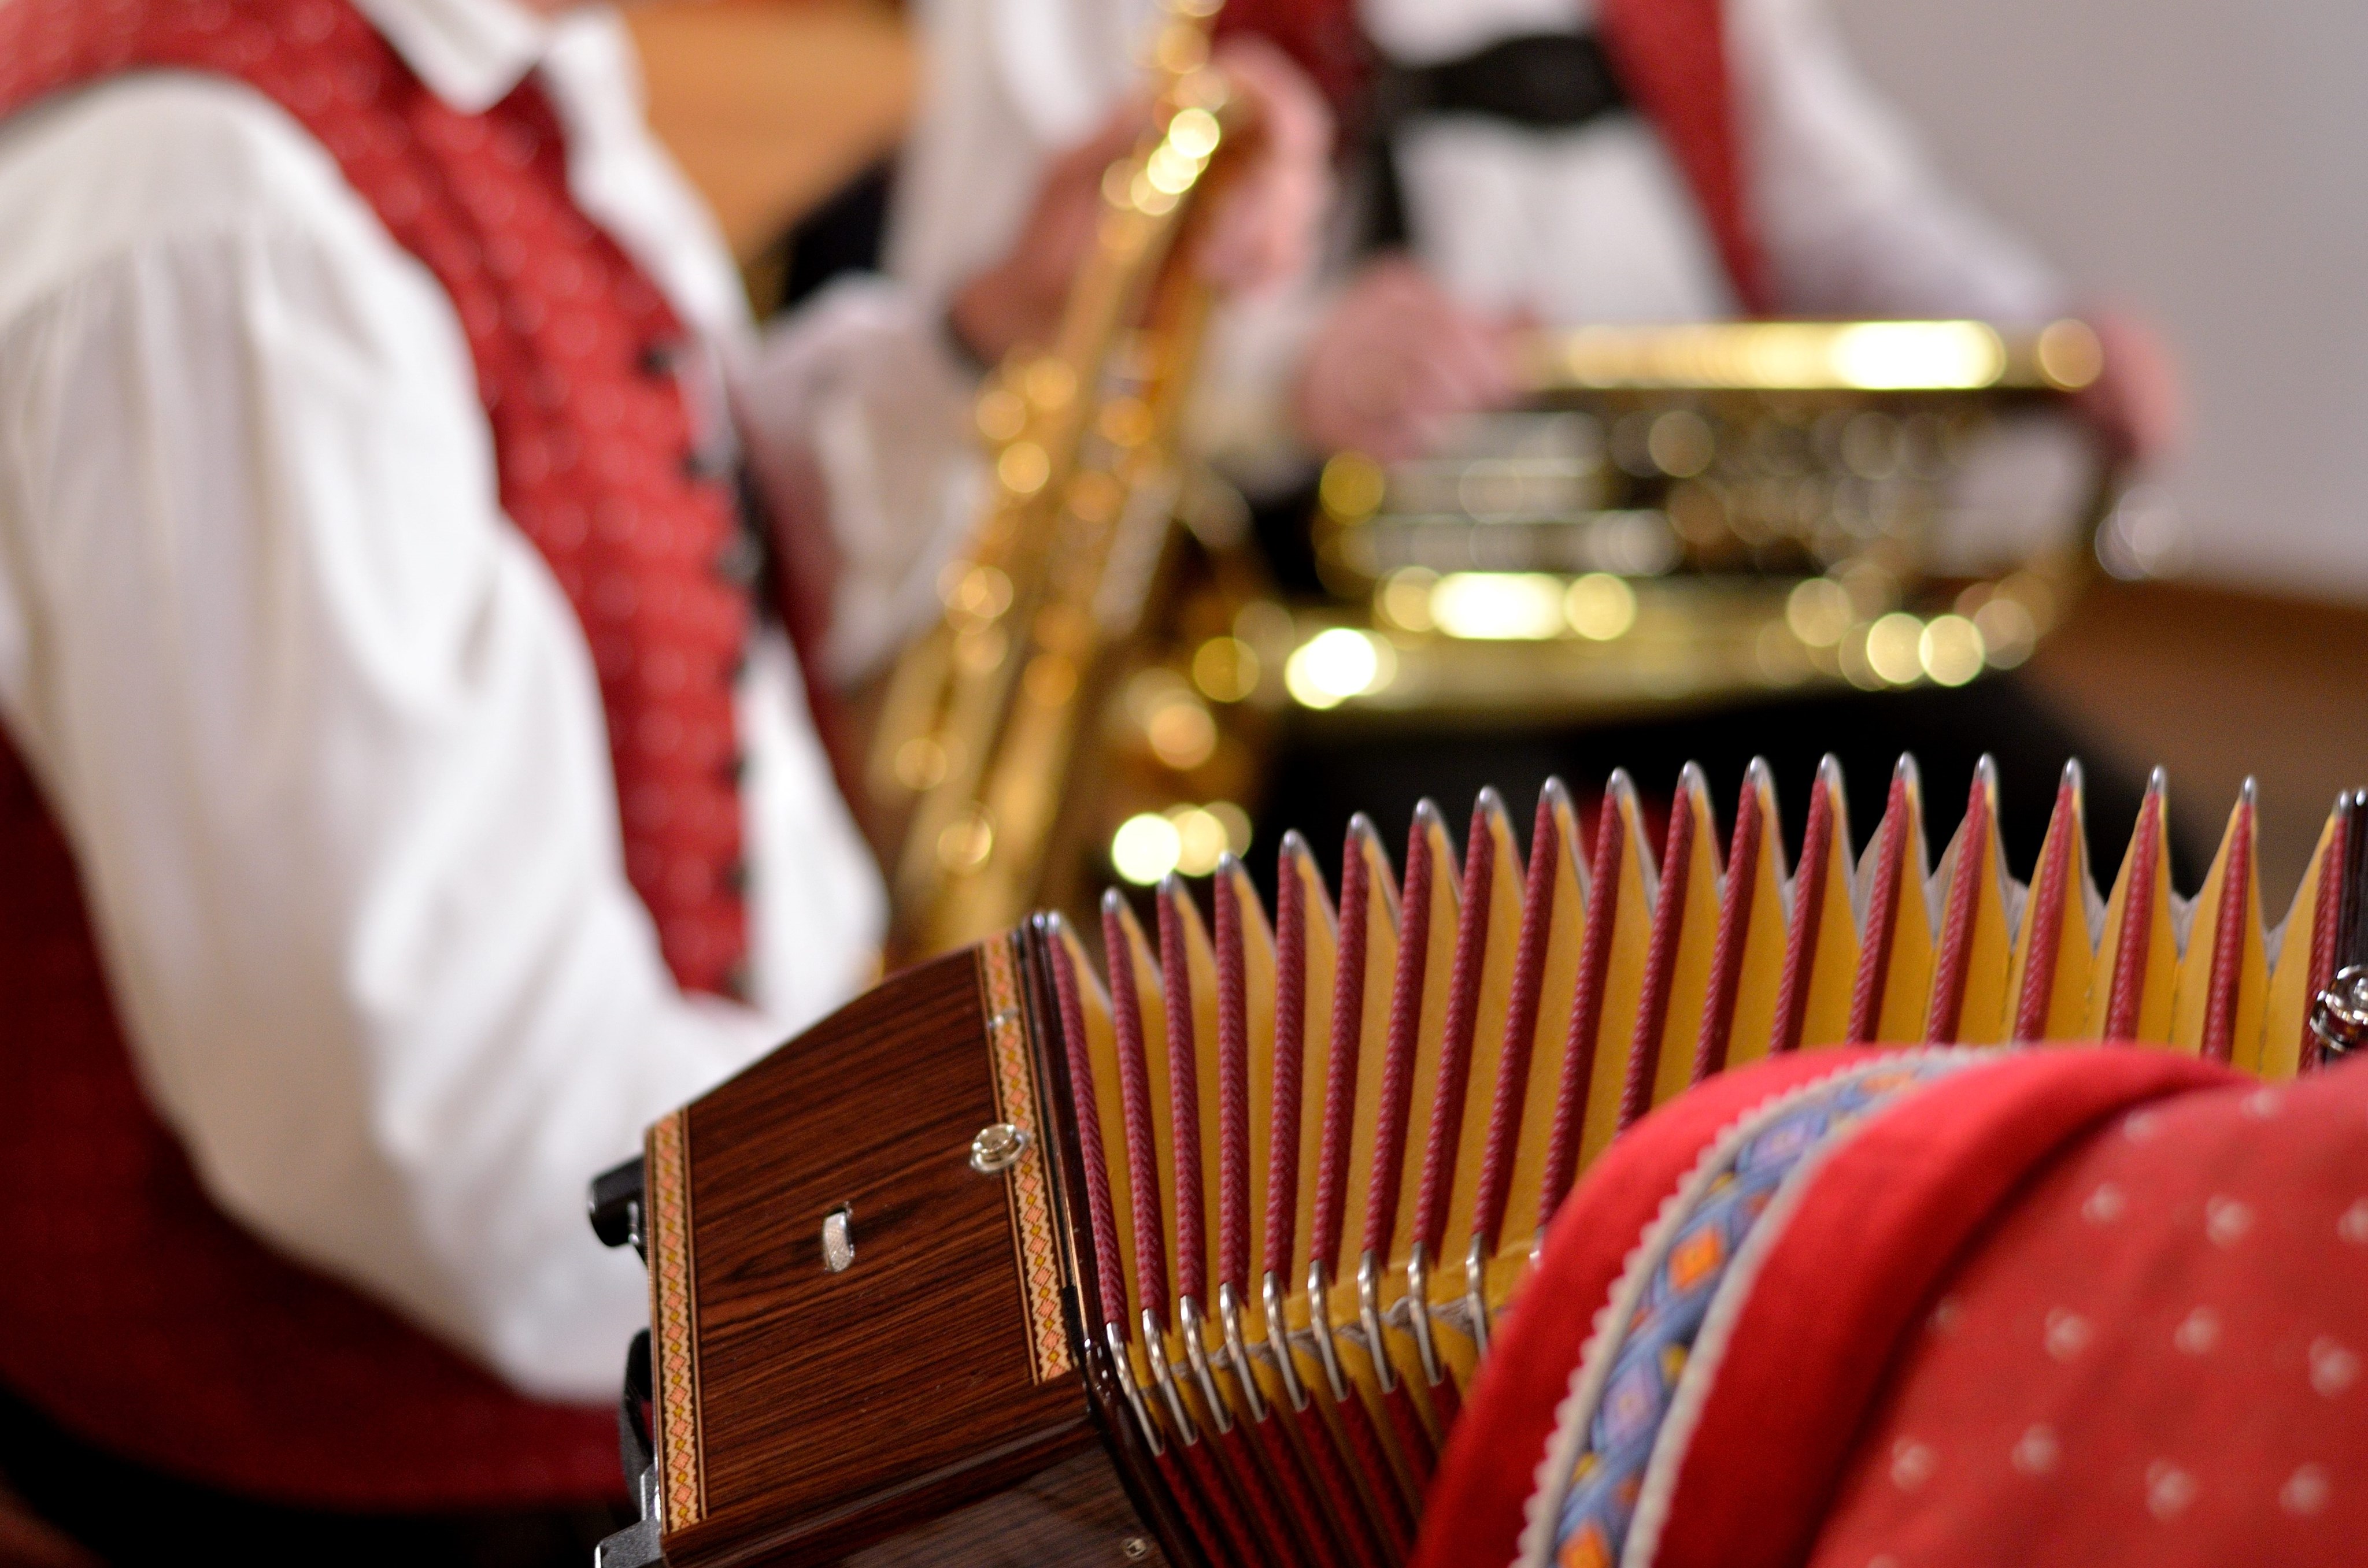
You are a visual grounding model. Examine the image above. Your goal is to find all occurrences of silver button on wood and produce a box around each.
[970,1122,1030,1174]
[2310,966,2368,1058]
[821,1204,855,1273]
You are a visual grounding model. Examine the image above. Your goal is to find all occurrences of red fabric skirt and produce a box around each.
[1419,1047,2368,1567]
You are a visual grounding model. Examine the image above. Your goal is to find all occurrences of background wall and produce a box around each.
[1832,0,2368,601]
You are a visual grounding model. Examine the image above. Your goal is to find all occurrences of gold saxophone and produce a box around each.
[865,0,1255,961]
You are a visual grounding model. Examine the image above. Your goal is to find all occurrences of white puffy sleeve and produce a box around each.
[0,81,782,1402]
[730,278,986,685]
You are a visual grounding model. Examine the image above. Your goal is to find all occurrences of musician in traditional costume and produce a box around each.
[851,0,2185,879]
[0,0,1327,1554]
[888,0,2177,477]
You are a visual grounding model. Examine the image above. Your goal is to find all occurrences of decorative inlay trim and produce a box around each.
[983,936,1074,1382]
[646,1107,704,1531]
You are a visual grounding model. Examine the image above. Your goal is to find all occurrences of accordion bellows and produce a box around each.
[630,758,2358,1567]
[1042,757,2351,1567]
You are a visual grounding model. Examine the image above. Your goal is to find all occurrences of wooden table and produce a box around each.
[2022,579,2368,901]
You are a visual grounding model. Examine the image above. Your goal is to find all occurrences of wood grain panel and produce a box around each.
[668,948,1093,1564]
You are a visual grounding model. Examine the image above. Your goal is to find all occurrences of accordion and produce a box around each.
[594,758,2365,1568]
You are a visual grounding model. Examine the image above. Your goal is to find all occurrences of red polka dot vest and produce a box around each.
[0,0,758,1507]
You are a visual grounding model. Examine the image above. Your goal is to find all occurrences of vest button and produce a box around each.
[637,340,685,377]
[713,531,763,590]
[681,448,734,483]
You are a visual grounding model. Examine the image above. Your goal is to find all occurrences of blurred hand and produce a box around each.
[1190,38,1331,295]
[949,40,1333,366]
[1294,258,1526,463]
[2076,309,2184,466]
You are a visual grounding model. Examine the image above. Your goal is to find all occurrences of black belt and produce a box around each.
[1381,32,1630,129]
[1366,31,1633,250]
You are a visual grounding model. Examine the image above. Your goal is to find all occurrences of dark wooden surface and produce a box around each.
[838,1450,1170,1567]
[668,950,1096,1566]
[2020,579,2368,903]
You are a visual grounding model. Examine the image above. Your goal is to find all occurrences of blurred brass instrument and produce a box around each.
[875,135,2132,933]
[1292,317,2124,721]
[866,0,1262,959]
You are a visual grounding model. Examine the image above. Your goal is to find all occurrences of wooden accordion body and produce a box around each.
[624,761,2362,1567]
[633,934,1165,1566]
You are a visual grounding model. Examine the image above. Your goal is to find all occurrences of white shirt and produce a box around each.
[0,0,969,1402]
[891,0,2066,479]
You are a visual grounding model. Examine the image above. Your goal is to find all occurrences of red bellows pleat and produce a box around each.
[1845,762,1914,1044]
[1382,1382,1438,1488]
[2103,774,2165,1041]
[1261,837,1389,1563]
[1292,1396,1396,1565]
[2301,797,2351,1071]
[1925,762,1995,1045]
[1619,772,1699,1129]
[1471,787,1564,1255]
[1173,1436,1260,1568]
[1244,1407,1349,1568]
[1537,782,1629,1230]
[2012,765,2082,1042]
[1415,795,1500,1257]
[1051,931,1128,1332]
[1102,892,1170,1326]
[1363,807,1441,1265]
[1693,765,1766,1081]
[1334,1389,1416,1557]
[1159,883,1208,1309]
[2199,786,2255,1064]
[1154,1447,1237,1568]
[1312,818,1379,1281]
[1426,1363,1464,1429]
[1295,825,1420,1566]
[1770,760,1841,1055]
[1208,1421,1298,1563]
[1264,836,1311,1287]
[1213,866,1253,1299]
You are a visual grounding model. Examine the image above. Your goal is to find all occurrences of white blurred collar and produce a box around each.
[350,0,553,115]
